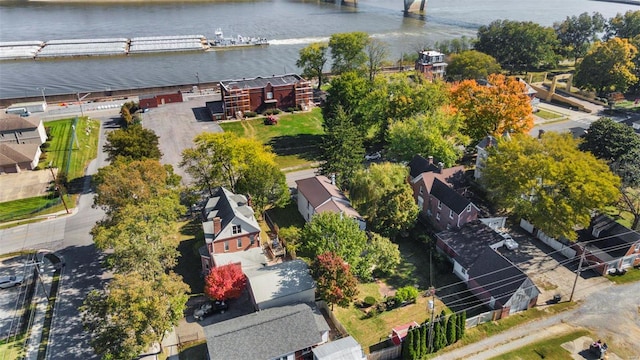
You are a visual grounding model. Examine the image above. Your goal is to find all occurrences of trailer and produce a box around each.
[6,101,47,113]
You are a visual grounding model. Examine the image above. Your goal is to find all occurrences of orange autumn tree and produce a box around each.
[204,263,246,301]
[450,74,534,142]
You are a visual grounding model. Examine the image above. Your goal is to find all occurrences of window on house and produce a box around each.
[446,224,451,230]
[224,241,229,252]
[449,210,454,219]
[636,243,640,252]
[467,205,471,212]
[232,225,241,234]
[436,213,440,221]
[419,186,423,195]
[250,234,255,246]
[237,238,242,248]
[266,92,273,100]
[437,200,442,210]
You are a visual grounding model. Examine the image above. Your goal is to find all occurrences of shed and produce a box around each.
[312,336,366,360]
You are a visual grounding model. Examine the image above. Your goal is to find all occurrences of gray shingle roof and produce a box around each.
[312,336,365,360]
[436,221,505,268]
[220,74,304,91]
[202,187,260,242]
[467,248,533,308]
[430,178,471,214]
[408,154,440,178]
[578,214,640,263]
[204,303,328,360]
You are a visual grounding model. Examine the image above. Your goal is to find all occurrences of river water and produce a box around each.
[0,0,634,99]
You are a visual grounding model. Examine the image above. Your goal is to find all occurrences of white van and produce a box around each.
[5,108,31,117]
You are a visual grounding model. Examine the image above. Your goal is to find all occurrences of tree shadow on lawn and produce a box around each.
[267,134,324,162]
[175,220,205,294]
[265,202,306,230]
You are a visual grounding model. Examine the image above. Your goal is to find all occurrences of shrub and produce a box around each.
[385,296,399,309]
[363,296,376,307]
[396,286,419,303]
[263,109,281,115]
[40,142,50,150]
[244,111,257,118]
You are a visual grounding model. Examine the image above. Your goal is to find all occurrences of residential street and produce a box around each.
[434,280,640,359]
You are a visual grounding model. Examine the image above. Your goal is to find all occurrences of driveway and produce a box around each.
[497,227,611,304]
[141,94,223,183]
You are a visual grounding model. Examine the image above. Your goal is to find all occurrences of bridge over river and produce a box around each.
[325,0,427,15]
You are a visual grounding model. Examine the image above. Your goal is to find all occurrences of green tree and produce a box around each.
[278,226,301,258]
[413,326,422,359]
[323,71,370,129]
[319,106,365,189]
[180,132,288,214]
[300,212,370,279]
[554,12,606,63]
[350,163,419,238]
[475,19,559,72]
[446,313,457,345]
[311,252,359,309]
[103,124,162,162]
[93,159,181,215]
[296,42,329,89]
[606,10,640,39]
[401,328,412,360]
[329,32,369,75]
[451,74,534,142]
[446,50,502,81]
[119,101,140,126]
[579,117,640,163]
[420,323,428,356]
[433,36,473,54]
[365,38,388,81]
[457,310,466,340]
[574,38,638,96]
[386,110,468,166]
[91,199,183,279]
[482,132,621,240]
[81,272,189,359]
[365,232,401,275]
[432,321,443,352]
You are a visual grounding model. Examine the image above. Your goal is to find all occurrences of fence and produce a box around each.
[465,309,501,328]
[316,300,349,337]
[367,342,401,360]
[520,219,576,259]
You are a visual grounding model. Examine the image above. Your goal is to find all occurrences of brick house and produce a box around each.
[199,187,263,274]
[414,50,447,81]
[408,155,478,231]
[138,92,184,108]
[219,74,313,119]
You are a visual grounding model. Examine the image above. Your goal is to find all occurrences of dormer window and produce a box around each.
[232,225,241,234]
[437,200,442,210]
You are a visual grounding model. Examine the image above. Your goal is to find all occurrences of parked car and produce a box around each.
[194,300,228,321]
[364,151,381,161]
[504,237,519,250]
[0,275,24,289]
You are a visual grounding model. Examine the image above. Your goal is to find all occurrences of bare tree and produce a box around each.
[366,38,388,81]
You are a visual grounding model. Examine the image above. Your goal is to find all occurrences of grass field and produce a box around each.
[220,108,324,169]
[488,329,590,360]
[0,334,25,360]
[43,117,100,181]
[0,194,72,222]
[535,108,564,120]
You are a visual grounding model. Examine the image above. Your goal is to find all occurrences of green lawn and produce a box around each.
[535,108,564,120]
[606,267,640,284]
[219,108,324,169]
[0,334,26,360]
[488,329,590,360]
[0,194,72,222]
[174,219,205,295]
[43,117,100,181]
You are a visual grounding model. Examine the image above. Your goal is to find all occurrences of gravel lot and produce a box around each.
[141,94,223,184]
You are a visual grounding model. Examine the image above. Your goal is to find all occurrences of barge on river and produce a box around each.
[0,30,269,61]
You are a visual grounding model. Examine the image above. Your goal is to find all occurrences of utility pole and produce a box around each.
[37,87,47,104]
[49,166,70,214]
[428,251,435,353]
[77,92,91,117]
[569,246,586,302]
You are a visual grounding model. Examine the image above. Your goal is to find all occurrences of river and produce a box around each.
[0,0,635,99]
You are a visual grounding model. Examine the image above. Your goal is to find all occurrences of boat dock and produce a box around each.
[0,34,221,60]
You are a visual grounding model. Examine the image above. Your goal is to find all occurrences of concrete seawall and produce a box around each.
[0,81,220,108]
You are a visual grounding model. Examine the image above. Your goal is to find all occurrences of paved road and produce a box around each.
[434,280,640,359]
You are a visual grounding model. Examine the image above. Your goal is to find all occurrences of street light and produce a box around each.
[37,87,47,104]
[195,72,201,94]
[77,92,91,117]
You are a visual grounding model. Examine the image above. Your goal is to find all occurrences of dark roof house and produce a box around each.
[204,303,330,360]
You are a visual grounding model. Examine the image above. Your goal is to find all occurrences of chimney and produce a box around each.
[246,194,252,208]
[331,173,336,186]
[428,155,434,165]
[438,162,444,173]
[213,217,222,236]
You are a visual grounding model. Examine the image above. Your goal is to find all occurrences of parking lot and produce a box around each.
[497,226,611,304]
[0,254,34,340]
[141,94,223,183]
